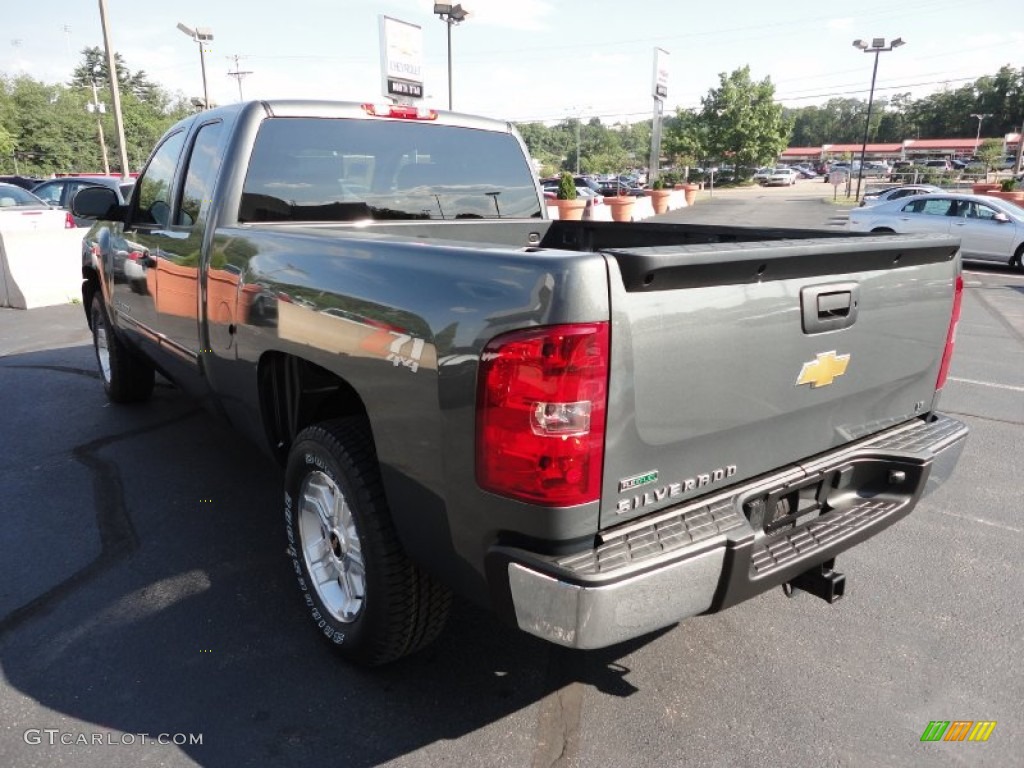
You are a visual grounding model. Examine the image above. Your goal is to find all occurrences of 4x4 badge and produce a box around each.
[796,350,850,388]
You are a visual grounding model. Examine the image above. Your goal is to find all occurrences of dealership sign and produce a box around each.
[379,16,423,103]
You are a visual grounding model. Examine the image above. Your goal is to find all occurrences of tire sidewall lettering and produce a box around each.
[286,443,348,647]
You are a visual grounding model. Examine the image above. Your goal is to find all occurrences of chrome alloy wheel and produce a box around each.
[92,304,112,384]
[298,470,366,623]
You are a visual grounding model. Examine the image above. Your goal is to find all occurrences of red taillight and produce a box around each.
[935,274,963,390]
[65,211,76,228]
[361,103,438,120]
[476,323,609,506]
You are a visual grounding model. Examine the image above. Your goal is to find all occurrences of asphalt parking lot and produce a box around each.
[2,188,1022,767]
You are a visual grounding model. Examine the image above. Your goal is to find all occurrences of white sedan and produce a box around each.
[0,183,74,231]
[763,167,799,186]
[848,192,1024,269]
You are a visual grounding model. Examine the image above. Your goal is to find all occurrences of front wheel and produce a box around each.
[1012,243,1024,271]
[871,227,895,233]
[90,292,154,403]
[284,418,451,665]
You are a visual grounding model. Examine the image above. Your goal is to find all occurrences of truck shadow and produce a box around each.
[1,344,662,767]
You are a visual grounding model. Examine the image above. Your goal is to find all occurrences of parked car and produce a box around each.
[793,165,818,179]
[0,182,74,230]
[540,175,604,196]
[753,167,773,183]
[763,167,799,186]
[859,184,943,207]
[0,175,44,191]
[32,175,135,227]
[597,179,645,197]
[848,192,1024,269]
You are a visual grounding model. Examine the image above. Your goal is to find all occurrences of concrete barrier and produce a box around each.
[0,229,85,309]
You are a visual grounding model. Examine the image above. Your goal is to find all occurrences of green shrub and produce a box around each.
[999,178,1018,192]
[557,171,576,200]
[651,177,666,190]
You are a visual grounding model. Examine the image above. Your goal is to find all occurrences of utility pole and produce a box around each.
[227,55,252,101]
[97,0,131,178]
[87,67,111,175]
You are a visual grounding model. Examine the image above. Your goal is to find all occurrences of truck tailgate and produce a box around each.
[600,234,960,529]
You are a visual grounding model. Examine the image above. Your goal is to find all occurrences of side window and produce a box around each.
[33,183,62,205]
[133,130,187,227]
[176,122,224,228]
[908,199,953,216]
[971,203,998,221]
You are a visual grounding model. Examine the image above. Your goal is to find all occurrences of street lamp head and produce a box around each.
[871,37,886,49]
[890,37,905,48]
[435,3,469,23]
[852,39,868,50]
[176,22,196,38]
[195,27,214,41]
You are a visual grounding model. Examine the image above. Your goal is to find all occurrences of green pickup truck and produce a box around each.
[74,100,968,665]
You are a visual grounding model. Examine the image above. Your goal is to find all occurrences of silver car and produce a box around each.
[860,184,942,207]
[848,192,1024,269]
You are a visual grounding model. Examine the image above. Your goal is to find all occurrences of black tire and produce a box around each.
[1012,243,1024,271]
[871,227,895,233]
[90,292,155,403]
[284,417,451,665]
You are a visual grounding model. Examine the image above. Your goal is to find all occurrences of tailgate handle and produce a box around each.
[801,282,859,334]
[818,291,852,318]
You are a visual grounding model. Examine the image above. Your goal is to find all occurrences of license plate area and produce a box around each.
[742,469,844,535]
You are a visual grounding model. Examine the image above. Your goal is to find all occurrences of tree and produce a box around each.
[0,50,191,176]
[976,138,1004,175]
[700,66,790,177]
[662,108,705,179]
[69,46,158,103]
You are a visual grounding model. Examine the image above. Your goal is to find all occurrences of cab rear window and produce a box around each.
[239,117,541,223]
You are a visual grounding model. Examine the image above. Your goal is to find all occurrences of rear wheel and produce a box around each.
[90,292,154,403]
[284,417,451,665]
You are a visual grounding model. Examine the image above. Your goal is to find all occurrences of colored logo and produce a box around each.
[796,350,850,389]
[920,720,997,742]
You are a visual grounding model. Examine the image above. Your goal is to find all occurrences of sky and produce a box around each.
[1,0,1022,131]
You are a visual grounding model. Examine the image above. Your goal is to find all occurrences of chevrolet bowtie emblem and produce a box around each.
[796,351,850,388]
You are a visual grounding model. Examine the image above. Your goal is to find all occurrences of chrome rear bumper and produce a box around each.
[499,413,968,649]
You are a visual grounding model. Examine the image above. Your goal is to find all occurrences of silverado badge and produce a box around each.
[796,350,850,389]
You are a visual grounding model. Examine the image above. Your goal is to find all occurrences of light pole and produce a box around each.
[433,4,468,111]
[177,22,214,109]
[970,113,991,154]
[852,36,904,201]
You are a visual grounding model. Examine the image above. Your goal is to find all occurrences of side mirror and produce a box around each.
[993,212,1010,223]
[71,186,123,221]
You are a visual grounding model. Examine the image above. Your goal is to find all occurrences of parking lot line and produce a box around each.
[948,377,1024,393]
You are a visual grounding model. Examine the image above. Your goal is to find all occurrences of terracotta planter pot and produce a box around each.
[972,183,1000,194]
[682,183,699,206]
[555,198,587,221]
[983,190,1024,207]
[646,188,672,215]
[604,196,635,222]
